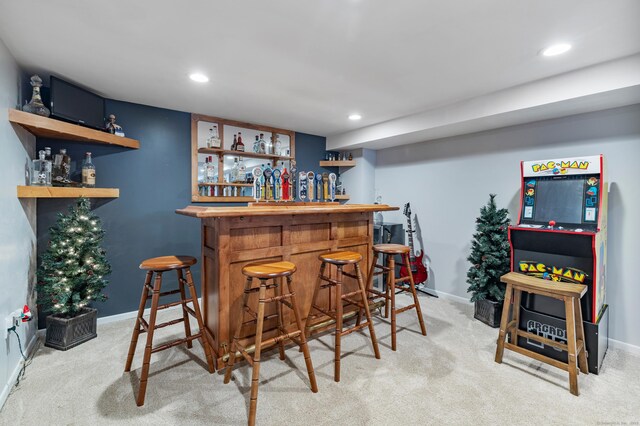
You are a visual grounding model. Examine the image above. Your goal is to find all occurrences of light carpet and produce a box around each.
[1,294,639,425]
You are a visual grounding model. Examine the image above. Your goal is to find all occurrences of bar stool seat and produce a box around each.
[243,261,297,278]
[224,260,317,426]
[371,244,410,255]
[140,255,197,271]
[319,251,362,264]
[306,250,380,382]
[125,255,215,406]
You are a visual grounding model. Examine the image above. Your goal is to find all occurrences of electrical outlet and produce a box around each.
[4,316,13,339]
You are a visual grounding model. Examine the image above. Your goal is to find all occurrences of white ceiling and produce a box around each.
[1,0,639,144]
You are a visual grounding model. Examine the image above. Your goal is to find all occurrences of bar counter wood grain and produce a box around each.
[176,203,398,365]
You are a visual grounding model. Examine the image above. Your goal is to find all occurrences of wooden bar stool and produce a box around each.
[124,255,216,406]
[495,272,589,396]
[364,244,427,351]
[224,260,318,426]
[305,251,381,382]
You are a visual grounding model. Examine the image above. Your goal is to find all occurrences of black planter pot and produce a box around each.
[45,307,97,350]
[474,299,503,328]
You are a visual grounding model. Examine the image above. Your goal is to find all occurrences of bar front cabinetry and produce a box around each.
[200,211,374,363]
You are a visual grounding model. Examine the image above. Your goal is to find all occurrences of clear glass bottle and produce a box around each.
[82,152,96,187]
[31,150,51,186]
[52,148,71,185]
[274,134,282,156]
[231,158,239,183]
[206,156,216,183]
[237,158,246,182]
[259,133,266,154]
[211,126,220,148]
[253,135,260,153]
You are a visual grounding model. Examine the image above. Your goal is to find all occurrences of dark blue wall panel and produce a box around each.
[36,100,326,325]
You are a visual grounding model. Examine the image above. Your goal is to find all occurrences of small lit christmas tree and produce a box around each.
[38,198,111,316]
[467,194,511,302]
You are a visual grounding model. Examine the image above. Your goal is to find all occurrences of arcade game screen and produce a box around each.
[534,178,584,224]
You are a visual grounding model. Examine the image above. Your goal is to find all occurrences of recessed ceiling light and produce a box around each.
[541,43,572,57]
[189,73,209,83]
[348,114,362,120]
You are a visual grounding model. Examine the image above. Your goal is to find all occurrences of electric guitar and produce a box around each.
[400,203,428,284]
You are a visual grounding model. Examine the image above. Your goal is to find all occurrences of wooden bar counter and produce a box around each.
[176,203,398,364]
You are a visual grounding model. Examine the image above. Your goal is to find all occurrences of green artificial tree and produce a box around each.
[38,198,111,317]
[467,194,511,302]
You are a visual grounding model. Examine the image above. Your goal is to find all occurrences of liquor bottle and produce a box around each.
[236,132,245,152]
[274,135,282,156]
[31,150,51,186]
[231,134,237,151]
[206,128,213,148]
[52,148,71,185]
[231,158,239,183]
[267,136,274,155]
[237,158,246,182]
[259,133,266,154]
[348,152,353,161]
[44,146,53,176]
[212,126,221,148]
[81,152,96,188]
[253,135,260,153]
[206,156,216,183]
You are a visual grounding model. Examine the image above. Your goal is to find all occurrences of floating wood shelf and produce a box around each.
[8,109,140,149]
[198,148,291,161]
[192,195,255,203]
[17,186,119,199]
[319,160,356,167]
[334,194,350,200]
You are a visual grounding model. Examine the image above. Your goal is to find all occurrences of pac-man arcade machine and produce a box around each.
[509,155,609,374]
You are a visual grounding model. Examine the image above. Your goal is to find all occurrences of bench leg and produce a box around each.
[510,289,522,344]
[574,297,589,375]
[494,283,513,364]
[565,296,579,396]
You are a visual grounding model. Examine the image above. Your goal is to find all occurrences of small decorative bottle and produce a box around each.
[31,150,51,186]
[22,75,50,117]
[81,152,96,187]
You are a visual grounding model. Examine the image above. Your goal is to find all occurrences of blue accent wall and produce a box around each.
[36,99,327,326]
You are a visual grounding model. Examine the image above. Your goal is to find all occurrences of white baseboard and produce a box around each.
[96,297,203,327]
[0,331,38,412]
[608,338,640,357]
[432,289,473,305]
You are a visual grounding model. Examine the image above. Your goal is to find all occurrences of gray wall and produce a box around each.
[375,104,640,348]
[35,100,328,326]
[0,40,37,408]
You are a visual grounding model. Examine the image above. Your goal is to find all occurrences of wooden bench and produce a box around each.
[495,272,588,396]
